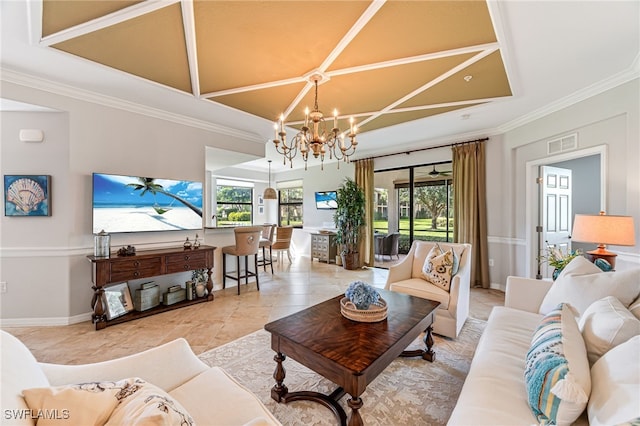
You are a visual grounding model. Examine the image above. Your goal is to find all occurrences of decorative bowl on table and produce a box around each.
[340,281,388,322]
[340,297,388,322]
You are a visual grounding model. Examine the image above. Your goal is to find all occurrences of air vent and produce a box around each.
[547,133,577,155]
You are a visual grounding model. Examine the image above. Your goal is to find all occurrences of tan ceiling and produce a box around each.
[42,0,512,135]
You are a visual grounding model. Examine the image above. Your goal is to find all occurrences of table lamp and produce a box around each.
[571,211,636,269]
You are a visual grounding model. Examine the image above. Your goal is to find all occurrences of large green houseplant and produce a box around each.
[334,178,366,270]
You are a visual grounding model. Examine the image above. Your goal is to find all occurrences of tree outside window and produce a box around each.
[216,183,252,225]
[279,187,303,227]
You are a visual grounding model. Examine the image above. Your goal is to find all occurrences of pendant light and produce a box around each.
[263,160,277,200]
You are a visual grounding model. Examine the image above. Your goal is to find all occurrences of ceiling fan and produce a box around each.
[428,165,452,177]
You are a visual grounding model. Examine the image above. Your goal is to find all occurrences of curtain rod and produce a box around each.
[362,137,489,161]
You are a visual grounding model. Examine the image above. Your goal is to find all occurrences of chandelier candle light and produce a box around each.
[273,74,358,170]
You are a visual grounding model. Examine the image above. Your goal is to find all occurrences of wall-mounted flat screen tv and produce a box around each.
[315,191,338,210]
[92,173,203,233]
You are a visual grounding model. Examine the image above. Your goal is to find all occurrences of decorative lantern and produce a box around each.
[94,229,111,257]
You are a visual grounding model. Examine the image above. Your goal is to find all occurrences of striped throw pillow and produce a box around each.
[524,303,591,425]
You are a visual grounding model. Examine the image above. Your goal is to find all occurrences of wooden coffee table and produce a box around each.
[264,289,440,426]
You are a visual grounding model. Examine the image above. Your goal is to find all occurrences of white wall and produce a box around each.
[488,79,639,288]
[0,81,265,324]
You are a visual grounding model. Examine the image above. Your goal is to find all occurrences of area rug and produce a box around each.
[198,318,486,426]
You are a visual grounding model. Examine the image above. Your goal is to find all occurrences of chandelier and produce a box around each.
[272,74,358,170]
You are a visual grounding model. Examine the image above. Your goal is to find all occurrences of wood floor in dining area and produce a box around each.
[2,256,504,365]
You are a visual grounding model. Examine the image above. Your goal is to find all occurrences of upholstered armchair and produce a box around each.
[384,240,472,339]
[374,232,400,261]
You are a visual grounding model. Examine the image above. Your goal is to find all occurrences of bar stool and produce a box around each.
[221,226,263,295]
[272,226,294,264]
[258,224,276,274]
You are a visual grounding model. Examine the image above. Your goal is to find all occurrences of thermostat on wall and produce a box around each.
[19,129,44,143]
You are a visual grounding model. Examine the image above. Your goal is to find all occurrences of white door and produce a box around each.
[539,166,572,279]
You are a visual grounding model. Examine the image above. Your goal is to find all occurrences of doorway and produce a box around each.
[525,145,606,278]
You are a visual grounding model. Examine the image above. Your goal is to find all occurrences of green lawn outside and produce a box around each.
[374,219,453,251]
[374,219,450,238]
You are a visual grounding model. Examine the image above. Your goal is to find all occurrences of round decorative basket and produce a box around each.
[340,297,388,322]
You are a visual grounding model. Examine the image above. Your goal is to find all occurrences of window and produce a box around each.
[373,188,389,233]
[216,179,253,225]
[375,162,454,252]
[395,179,454,242]
[279,187,303,227]
[411,179,454,243]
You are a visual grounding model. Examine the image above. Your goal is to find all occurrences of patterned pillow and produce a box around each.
[524,303,591,425]
[421,245,454,291]
[106,378,194,425]
[23,378,194,426]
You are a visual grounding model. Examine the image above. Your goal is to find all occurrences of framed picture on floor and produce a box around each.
[4,175,51,216]
[101,282,133,320]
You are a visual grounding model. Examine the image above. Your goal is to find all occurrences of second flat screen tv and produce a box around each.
[92,173,203,233]
[315,191,338,209]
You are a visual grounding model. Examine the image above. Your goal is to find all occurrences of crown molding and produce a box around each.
[497,67,640,134]
[0,68,265,143]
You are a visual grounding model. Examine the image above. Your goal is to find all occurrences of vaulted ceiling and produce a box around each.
[1,1,638,172]
[40,0,511,135]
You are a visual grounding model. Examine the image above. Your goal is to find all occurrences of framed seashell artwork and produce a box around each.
[4,175,51,216]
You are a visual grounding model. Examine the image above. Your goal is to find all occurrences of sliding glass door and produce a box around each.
[374,163,454,255]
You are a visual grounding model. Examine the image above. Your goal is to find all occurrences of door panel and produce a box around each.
[540,165,572,278]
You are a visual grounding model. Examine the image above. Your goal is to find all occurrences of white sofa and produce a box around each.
[385,241,472,339]
[0,330,281,426]
[448,262,640,426]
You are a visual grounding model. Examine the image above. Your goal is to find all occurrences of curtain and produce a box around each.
[452,142,490,288]
[355,158,374,267]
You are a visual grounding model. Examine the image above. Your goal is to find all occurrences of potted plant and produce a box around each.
[334,178,366,270]
[538,241,582,280]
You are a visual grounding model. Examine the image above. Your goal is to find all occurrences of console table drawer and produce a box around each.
[164,251,208,273]
[165,251,207,265]
[110,258,161,273]
[110,266,161,282]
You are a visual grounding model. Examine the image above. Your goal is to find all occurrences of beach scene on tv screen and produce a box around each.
[93,174,203,233]
[316,191,337,209]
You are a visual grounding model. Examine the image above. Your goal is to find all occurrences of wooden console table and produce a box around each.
[87,245,215,330]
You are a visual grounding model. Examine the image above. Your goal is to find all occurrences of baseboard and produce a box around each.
[489,282,506,292]
[0,312,92,327]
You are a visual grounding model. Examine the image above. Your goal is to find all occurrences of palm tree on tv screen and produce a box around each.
[126,177,202,217]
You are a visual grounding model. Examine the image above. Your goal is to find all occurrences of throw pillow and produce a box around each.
[578,296,640,366]
[524,303,591,425]
[437,243,465,276]
[539,256,640,315]
[421,245,454,291]
[106,378,194,426]
[22,382,121,426]
[587,335,640,426]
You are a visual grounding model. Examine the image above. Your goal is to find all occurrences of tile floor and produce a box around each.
[2,256,504,365]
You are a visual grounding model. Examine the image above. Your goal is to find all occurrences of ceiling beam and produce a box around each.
[181,0,200,97]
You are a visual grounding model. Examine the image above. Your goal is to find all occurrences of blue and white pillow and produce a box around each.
[524,303,591,425]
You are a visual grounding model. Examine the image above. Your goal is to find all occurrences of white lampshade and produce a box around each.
[571,212,635,269]
[572,212,636,247]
